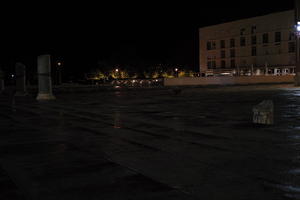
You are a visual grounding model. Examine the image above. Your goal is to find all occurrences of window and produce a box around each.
[207,42,212,50]
[230,49,235,57]
[221,60,226,68]
[220,40,225,48]
[212,61,216,68]
[207,41,216,50]
[240,28,246,36]
[230,39,235,48]
[212,41,216,50]
[251,26,256,34]
[289,32,296,41]
[275,32,281,43]
[207,58,217,69]
[252,46,257,56]
[230,60,235,68]
[240,37,246,46]
[221,50,226,59]
[251,36,257,45]
[289,42,296,53]
[263,33,269,44]
[207,61,212,69]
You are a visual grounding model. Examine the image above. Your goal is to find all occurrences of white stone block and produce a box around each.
[253,100,274,125]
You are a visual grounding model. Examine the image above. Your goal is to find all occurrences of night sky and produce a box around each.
[0,0,295,78]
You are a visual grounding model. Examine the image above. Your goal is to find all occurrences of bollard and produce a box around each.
[15,62,27,96]
[0,69,4,93]
[36,55,56,100]
[253,100,274,125]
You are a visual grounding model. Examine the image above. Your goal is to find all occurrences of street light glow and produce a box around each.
[297,22,300,32]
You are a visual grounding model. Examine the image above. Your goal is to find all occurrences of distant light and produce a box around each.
[175,68,178,72]
[57,62,62,66]
[220,73,231,76]
[11,74,14,78]
[296,22,300,32]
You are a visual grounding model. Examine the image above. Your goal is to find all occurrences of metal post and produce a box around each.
[15,62,27,96]
[295,0,300,85]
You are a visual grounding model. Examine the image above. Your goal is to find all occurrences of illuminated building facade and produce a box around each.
[199,10,297,76]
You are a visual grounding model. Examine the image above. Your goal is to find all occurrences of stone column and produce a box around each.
[36,55,55,100]
[15,62,27,96]
[0,69,4,93]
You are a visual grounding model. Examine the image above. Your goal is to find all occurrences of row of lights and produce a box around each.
[114,68,179,72]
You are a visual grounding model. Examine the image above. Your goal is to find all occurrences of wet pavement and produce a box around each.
[1,84,300,200]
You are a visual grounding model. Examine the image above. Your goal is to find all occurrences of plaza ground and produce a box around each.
[1,84,300,200]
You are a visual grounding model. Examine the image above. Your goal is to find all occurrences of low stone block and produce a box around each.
[253,100,274,125]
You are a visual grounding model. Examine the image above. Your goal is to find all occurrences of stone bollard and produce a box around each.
[0,69,4,93]
[15,62,27,96]
[36,55,56,100]
[253,100,274,125]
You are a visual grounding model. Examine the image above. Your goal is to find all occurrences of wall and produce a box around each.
[199,10,295,74]
[164,75,294,86]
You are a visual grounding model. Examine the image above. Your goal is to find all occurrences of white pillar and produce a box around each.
[15,62,27,96]
[36,55,55,100]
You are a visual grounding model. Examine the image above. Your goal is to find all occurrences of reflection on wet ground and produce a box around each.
[1,84,300,199]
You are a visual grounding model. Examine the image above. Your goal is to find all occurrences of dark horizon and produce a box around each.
[0,1,295,78]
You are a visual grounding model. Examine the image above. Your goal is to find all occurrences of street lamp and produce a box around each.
[174,68,179,78]
[57,61,62,85]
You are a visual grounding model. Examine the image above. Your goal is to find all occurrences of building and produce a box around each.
[199,10,297,76]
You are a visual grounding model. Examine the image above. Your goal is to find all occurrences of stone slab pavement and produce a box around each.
[1,84,300,200]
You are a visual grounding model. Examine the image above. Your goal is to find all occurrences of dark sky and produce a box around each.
[0,0,295,76]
